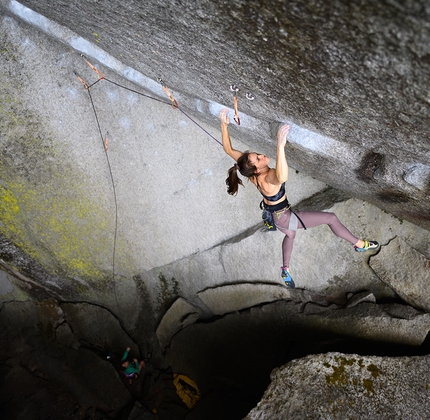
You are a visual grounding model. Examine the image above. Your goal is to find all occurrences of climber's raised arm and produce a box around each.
[219,108,243,161]
[261,124,289,187]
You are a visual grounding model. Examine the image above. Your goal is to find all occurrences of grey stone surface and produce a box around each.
[0,3,429,317]
[0,270,13,295]
[3,0,429,230]
[156,297,203,350]
[244,352,430,420]
[61,302,139,355]
[0,6,325,306]
[346,291,376,308]
[144,198,430,308]
[197,283,291,316]
[370,237,430,311]
[382,303,426,321]
[1,3,430,417]
[298,302,430,347]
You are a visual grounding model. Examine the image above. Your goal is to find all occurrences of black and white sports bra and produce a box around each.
[260,182,286,202]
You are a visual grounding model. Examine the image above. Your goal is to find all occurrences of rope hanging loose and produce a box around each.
[75,59,120,318]
[74,56,230,317]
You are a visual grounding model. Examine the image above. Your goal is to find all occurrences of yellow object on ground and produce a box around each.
[173,373,201,409]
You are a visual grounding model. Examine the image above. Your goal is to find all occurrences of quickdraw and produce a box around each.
[230,85,240,125]
[75,56,105,89]
[157,78,179,109]
[75,61,222,146]
[81,54,105,80]
[75,72,89,90]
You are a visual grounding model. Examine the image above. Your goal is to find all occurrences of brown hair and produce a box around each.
[225,151,258,195]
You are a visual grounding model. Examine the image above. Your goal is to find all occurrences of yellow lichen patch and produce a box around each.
[32,193,113,279]
[0,178,113,281]
[324,356,384,397]
[0,51,130,284]
[0,185,20,222]
[325,360,349,386]
[0,184,37,254]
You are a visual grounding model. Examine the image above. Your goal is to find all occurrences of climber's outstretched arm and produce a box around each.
[219,108,243,162]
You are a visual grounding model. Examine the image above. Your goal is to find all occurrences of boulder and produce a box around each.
[245,352,430,420]
[370,237,430,311]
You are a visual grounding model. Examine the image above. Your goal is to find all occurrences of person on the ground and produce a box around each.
[219,108,379,288]
[121,347,146,385]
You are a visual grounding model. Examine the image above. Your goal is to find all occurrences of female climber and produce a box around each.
[218,108,379,289]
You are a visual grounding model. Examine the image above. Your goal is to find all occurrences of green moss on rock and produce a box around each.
[363,378,375,394]
[367,363,381,378]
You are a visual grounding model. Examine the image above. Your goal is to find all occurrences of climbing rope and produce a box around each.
[103,78,223,145]
[76,69,121,313]
[79,58,223,146]
[75,57,228,314]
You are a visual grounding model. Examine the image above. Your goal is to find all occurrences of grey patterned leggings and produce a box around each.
[273,209,359,268]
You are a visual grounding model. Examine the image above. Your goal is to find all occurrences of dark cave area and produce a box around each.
[1,296,429,420]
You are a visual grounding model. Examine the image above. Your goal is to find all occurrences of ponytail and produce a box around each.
[225,152,257,196]
[226,164,243,195]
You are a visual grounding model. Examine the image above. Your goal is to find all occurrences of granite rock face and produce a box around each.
[6,0,430,229]
[1,2,430,418]
[369,237,430,311]
[244,352,430,420]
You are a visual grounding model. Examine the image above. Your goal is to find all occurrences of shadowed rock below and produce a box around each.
[244,352,430,420]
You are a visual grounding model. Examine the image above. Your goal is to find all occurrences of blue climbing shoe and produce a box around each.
[281,267,295,289]
[354,240,379,252]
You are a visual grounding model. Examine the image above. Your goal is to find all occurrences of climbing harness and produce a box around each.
[260,198,307,231]
[230,84,240,125]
